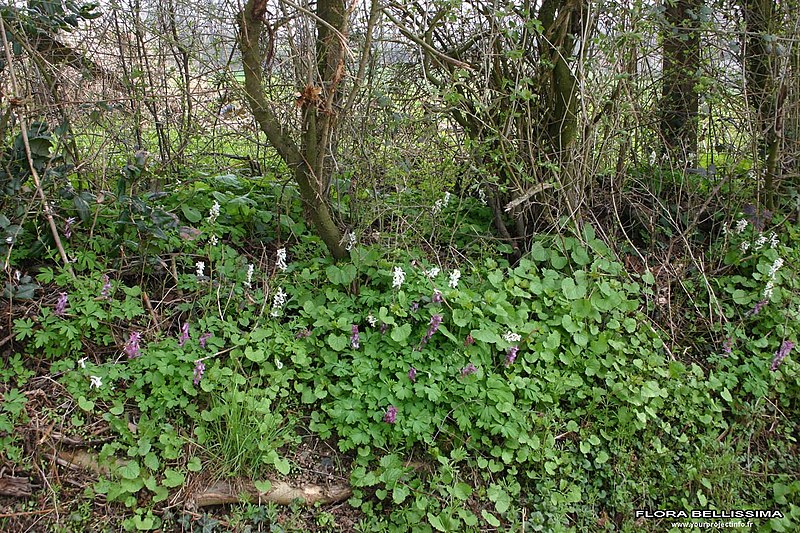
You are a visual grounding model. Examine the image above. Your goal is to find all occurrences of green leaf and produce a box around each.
[162,469,185,488]
[143,452,159,471]
[244,346,265,362]
[453,482,472,500]
[181,205,202,223]
[327,334,348,351]
[77,396,94,412]
[471,328,501,344]
[482,510,501,527]
[428,513,446,532]
[720,388,733,403]
[118,460,141,480]
[254,479,272,493]
[187,457,202,472]
[390,324,412,344]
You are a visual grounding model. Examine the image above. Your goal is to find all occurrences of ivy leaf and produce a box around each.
[327,334,348,351]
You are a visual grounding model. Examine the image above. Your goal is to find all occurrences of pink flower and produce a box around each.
[199,332,212,349]
[460,363,477,377]
[505,345,519,367]
[125,331,142,358]
[193,360,206,385]
[384,406,397,424]
[54,292,68,317]
[464,334,475,346]
[771,340,794,371]
[178,322,190,347]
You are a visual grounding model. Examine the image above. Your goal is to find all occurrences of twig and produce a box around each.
[0,16,75,279]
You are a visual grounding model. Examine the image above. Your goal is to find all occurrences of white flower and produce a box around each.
[426,267,440,278]
[735,219,748,234]
[209,234,219,246]
[275,358,284,370]
[195,261,206,277]
[367,314,378,327]
[649,150,657,166]
[764,280,775,300]
[208,200,221,224]
[769,232,779,248]
[345,232,357,251]
[449,269,461,289]
[503,331,522,343]
[754,234,767,250]
[78,357,88,369]
[443,192,451,206]
[89,375,102,389]
[768,258,784,278]
[276,248,287,271]
[740,241,750,253]
[244,264,254,288]
[478,189,487,205]
[432,192,452,215]
[270,287,287,317]
[392,266,405,289]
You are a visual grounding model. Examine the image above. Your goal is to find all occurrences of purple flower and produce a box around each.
[296,328,312,339]
[54,292,68,317]
[464,335,475,346]
[193,360,206,385]
[505,345,519,367]
[125,331,142,358]
[380,323,389,335]
[417,314,443,350]
[410,302,419,313]
[64,217,76,239]
[178,322,190,347]
[721,337,733,357]
[432,290,443,304]
[351,324,360,349]
[460,363,477,377]
[751,299,768,316]
[771,340,794,371]
[384,406,398,424]
[100,275,112,299]
[408,367,417,382]
[199,332,212,349]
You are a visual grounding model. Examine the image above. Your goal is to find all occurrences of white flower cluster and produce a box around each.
[209,234,219,246]
[244,264,254,288]
[367,314,378,327]
[89,375,102,389]
[392,266,405,289]
[195,261,205,278]
[270,287,287,317]
[755,232,779,250]
[345,232,357,251]
[426,266,440,278]
[432,192,452,215]
[763,257,784,300]
[449,269,461,289]
[478,189,487,205]
[740,241,750,253]
[503,331,522,343]
[276,248,287,271]
[734,219,748,234]
[208,200,221,224]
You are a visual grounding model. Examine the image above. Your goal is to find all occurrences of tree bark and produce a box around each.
[660,0,701,162]
[238,0,347,259]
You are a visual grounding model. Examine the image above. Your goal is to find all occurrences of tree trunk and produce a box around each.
[660,0,700,163]
[743,0,782,209]
[238,0,347,259]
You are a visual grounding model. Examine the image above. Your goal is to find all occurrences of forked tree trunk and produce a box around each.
[238,0,347,259]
